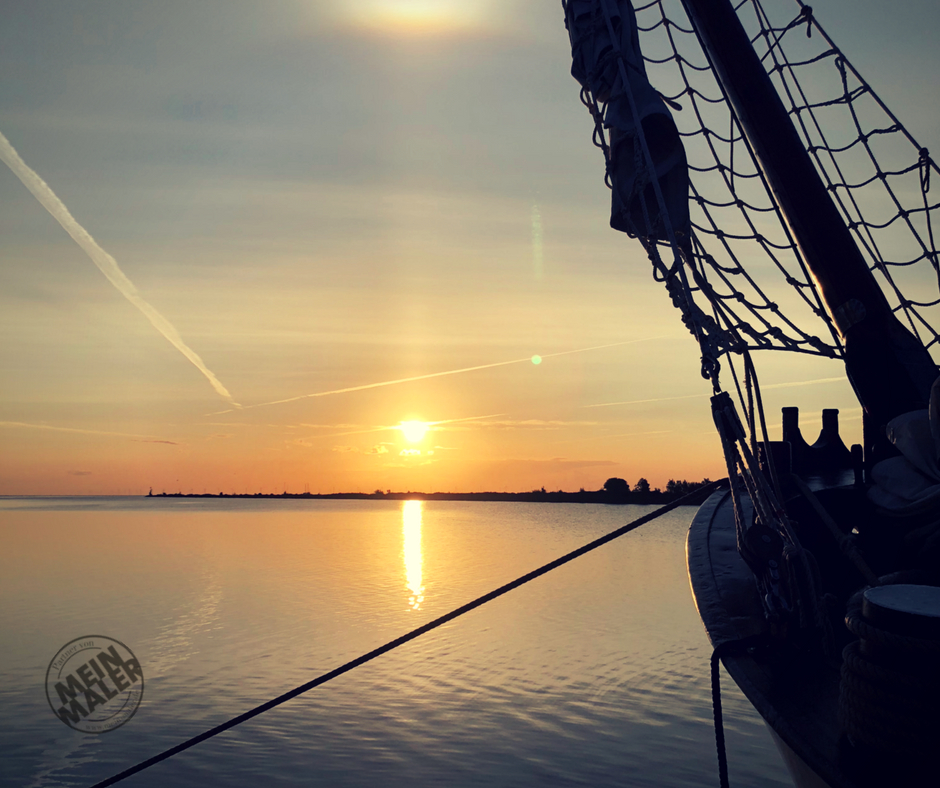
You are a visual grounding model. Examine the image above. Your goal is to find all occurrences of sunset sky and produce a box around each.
[2,0,939,495]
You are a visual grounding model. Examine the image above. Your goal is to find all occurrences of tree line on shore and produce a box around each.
[600,476,713,500]
[148,477,715,505]
[506,477,715,504]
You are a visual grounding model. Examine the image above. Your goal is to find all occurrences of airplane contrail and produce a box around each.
[209,337,673,416]
[584,376,847,408]
[0,420,167,440]
[583,393,701,409]
[760,376,845,390]
[0,130,238,406]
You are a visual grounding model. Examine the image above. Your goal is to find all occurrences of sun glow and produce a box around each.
[399,420,430,443]
[337,1,492,36]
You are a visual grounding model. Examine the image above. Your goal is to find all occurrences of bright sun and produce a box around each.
[399,420,430,443]
[340,1,489,36]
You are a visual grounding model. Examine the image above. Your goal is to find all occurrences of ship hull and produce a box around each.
[687,490,856,788]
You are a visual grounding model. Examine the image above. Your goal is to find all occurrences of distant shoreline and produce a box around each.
[145,488,714,506]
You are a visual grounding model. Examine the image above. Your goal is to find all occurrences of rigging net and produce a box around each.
[567,0,940,370]
[563,0,940,626]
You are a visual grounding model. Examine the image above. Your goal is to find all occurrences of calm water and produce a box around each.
[0,498,790,787]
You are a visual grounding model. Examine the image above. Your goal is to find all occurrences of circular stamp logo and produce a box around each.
[45,635,144,734]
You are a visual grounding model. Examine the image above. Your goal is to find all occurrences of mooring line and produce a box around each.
[89,479,726,788]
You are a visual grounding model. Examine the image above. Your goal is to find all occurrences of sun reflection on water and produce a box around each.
[402,500,425,610]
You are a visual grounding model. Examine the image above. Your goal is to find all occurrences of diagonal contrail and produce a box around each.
[583,393,701,409]
[583,376,846,408]
[0,130,238,406]
[0,420,166,440]
[208,337,673,416]
[760,376,845,390]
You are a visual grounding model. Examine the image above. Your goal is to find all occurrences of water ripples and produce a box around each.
[0,500,790,787]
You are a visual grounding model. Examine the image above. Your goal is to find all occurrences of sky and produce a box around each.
[2,0,940,496]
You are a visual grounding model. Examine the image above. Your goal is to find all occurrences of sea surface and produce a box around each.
[0,498,791,787]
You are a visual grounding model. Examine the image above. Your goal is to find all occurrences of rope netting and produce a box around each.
[636,0,841,363]
[566,0,940,369]
[754,0,940,354]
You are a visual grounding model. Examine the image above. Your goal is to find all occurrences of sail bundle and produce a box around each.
[565,0,690,242]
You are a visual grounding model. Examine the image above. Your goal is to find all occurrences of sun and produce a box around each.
[337,1,490,36]
[399,420,430,443]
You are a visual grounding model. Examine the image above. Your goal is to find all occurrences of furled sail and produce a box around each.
[564,0,689,242]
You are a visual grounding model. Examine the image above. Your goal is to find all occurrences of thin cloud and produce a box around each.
[290,414,505,440]
[204,422,290,429]
[586,429,671,440]
[542,428,673,447]
[298,423,361,430]
[208,338,671,416]
[330,443,393,454]
[384,457,439,468]
[1,420,163,440]
[0,129,238,406]
[761,376,845,390]
[487,457,618,470]
[584,393,701,409]
[584,376,846,409]
[317,425,401,439]
[450,418,601,430]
